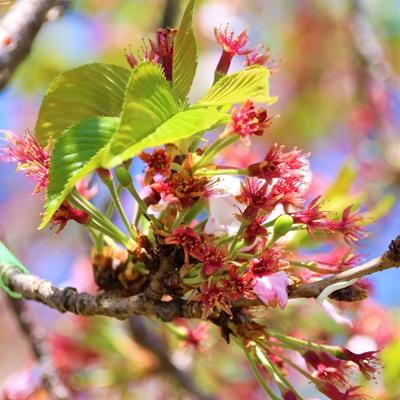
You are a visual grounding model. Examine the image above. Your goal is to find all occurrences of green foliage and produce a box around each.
[0,241,30,298]
[172,0,198,102]
[195,65,277,107]
[37,10,274,227]
[105,108,226,168]
[102,62,180,168]
[40,117,119,228]
[381,328,400,395]
[35,63,130,146]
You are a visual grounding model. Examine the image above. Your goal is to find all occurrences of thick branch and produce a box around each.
[289,252,398,299]
[1,236,399,319]
[8,297,72,400]
[0,0,69,91]
[1,264,202,320]
[161,0,179,29]
[128,316,215,400]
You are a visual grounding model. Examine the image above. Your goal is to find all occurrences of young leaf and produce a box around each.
[40,117,119,228]
[35,63,131,146]
[102,62,180,167]
[0,241,30,298]
[195,65,277,108]
[103,108,225,168]
[172,0,198,101]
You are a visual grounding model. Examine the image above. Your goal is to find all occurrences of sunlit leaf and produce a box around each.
[324,159,359,199]
[0,241,29,298]
[40,117,119,228]
[172,0,198,101]
[102,62,180,167]
[195,65,277,108]
[367,193,396,222]
[35,63,130,146]
[103,108,224,168]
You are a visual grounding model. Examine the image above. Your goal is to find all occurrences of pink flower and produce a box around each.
[304,350,350,386]
[174,319,210,352]
[190,279,235,319]
[75,177,98,200]
[240,178,282,211]
[239,213,270,246]
[326,206,370,246]
[221,100,276,147]
[195,237,229,278]
[314,381,370,400]
[151,171,212,211]
[244,44,280,74]
[220,267,254,300]
[149,27,177,82]
[336,347,381,381]
[248,248,288,278]
[47,200,91,238]
[164,226,202,264]
[138,148,172,185]
[290,196,333,239]
[214,24,253,79]
[270,176,306,209]
[252,271,289,309]
[248,144,309,184]
[320,299,353,327]
[1,129,51,195]
[125,40,159,68]
[282,389,298,400]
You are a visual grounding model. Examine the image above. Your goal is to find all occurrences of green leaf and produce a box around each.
[195,65,277,108]
[172,0,198,101]
[324,159,359,199]
[103,108,225,168]
[367,193,396,222]
[0,241,30,298]
[35,63,131,146]
[40,117,119,228]
[102,62,180,168]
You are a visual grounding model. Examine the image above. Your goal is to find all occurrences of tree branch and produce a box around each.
[161,0,179,29]
[128,316,215,400]
[8,297,72,399]
[0,0,69,91]
[1,236,399,320]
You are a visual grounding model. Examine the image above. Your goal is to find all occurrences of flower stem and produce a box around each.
[232,337,281,400]
[263,342,317,384]
[104,182,123,219]
[194,168,248,177]
[69,191,135,251]
[228,223,247,257]
[86,227,103,252]
[267,329,335,355]
[124,182,164,231]
[193,136,239,171]
[103,178,137,240]
[158,320,188,341]
[170,210,186,232]
[255,342,304,400]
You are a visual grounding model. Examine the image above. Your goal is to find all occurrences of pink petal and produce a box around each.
[253,271,289,310]
[320,299,353,327]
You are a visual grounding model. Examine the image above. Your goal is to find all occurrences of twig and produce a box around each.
[161,0,179,29]
[1,236,399,319]
[8,297,72,400]
[128,316,215,400]
[0,0,69,91]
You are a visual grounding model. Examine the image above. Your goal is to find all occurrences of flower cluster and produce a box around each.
[0,19,381,400]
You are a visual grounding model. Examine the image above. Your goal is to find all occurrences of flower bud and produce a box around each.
[96,167,112,183]
[115,166,132,187]
[273,214,294,237]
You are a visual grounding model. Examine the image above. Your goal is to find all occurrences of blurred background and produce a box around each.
[0,0,399,399]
